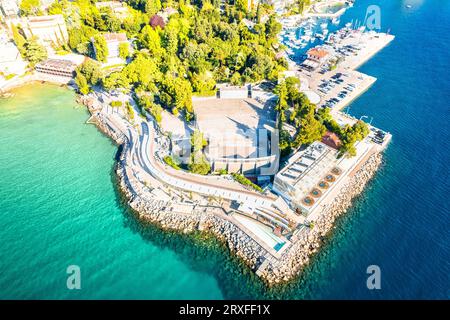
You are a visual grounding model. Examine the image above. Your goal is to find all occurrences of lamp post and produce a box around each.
[345,105,351,115]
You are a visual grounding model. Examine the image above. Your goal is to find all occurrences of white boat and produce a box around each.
[315,33,325,40]
[320,22,328,29]
[301,35,312,42]
[332,17,340,25]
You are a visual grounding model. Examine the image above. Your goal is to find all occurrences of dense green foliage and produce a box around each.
[11,25,26,50]
[119,42,131,60]
[137,94,163,123]
[11,24,47,67]
[92,34,109,63]
[276,76,369,157]
[75,73,89,95]
[60,0,284,121]
[292,0,312,14]
[163,155,181,170]
[231,173,263,193]
[126,101,135,120]
[188,130,210,175]
[22,38,48,67]
[276,77,326,150]
[47,0,69,15]
[338,120,370,157]
[317,108,370,157]
[74,59,102,94]
[20,0,42,16]
[110,100,123,107]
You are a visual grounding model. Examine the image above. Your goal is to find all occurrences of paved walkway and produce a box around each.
[99,103,276,208]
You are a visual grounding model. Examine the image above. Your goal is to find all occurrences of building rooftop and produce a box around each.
[307,48,329,58]
[27,14,64,24]
[103,32,127,42]
[193,98,276,159]
[150,15,165,29]
[275,142,339,198]
[322,131,342,149]
[36,59,77,72]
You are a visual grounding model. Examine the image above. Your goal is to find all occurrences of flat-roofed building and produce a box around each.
[192,97,279,176]
[0,0,19,19]
[35,58,77,78]
[14,15,68,51]
[93,32,128,63]
[273,142,341,215]
[0,31,27,76]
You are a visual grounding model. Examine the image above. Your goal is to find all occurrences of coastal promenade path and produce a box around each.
[99,108,289,256]
[139,121,276,207]
[99,105,276,208]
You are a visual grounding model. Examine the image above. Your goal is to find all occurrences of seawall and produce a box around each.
[84,99,385,286]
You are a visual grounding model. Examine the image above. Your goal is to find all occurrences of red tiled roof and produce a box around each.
[321,131,342,149]
[307,48,329,58]
[103,32,127,42]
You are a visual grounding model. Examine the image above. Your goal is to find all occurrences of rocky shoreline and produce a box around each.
[97,104,384,285]
[84,97,385,285]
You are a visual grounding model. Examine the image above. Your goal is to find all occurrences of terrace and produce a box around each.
[273,142,341,213]
[193,98,275,153]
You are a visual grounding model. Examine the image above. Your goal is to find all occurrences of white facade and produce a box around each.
[0,32,27,76]
[273,142,340,214]
[0,0,19,19]
[97,33,129,62]
[13,15,68,51]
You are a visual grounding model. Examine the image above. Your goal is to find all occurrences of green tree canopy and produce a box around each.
[92,34,109,62]
[76,59,102,86]
[119,42,130,60]
[20,0,42,16]
[75,73,90,95]
[23,38,47,66]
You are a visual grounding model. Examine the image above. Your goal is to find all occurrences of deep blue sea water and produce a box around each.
[0,0,449,299]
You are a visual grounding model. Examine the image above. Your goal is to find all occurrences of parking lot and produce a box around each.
[312,69,376,110]
[294,29,394,112]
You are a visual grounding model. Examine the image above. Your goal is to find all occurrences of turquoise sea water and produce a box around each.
[1,0,449,299]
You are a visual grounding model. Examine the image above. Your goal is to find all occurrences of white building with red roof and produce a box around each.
[302,48,331,70]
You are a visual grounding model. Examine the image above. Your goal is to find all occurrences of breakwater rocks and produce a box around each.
[259,152,383,285]
[86,111,125,145]
[115,163,269,270]
[88,103,384,285]
[114,149,383,286]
